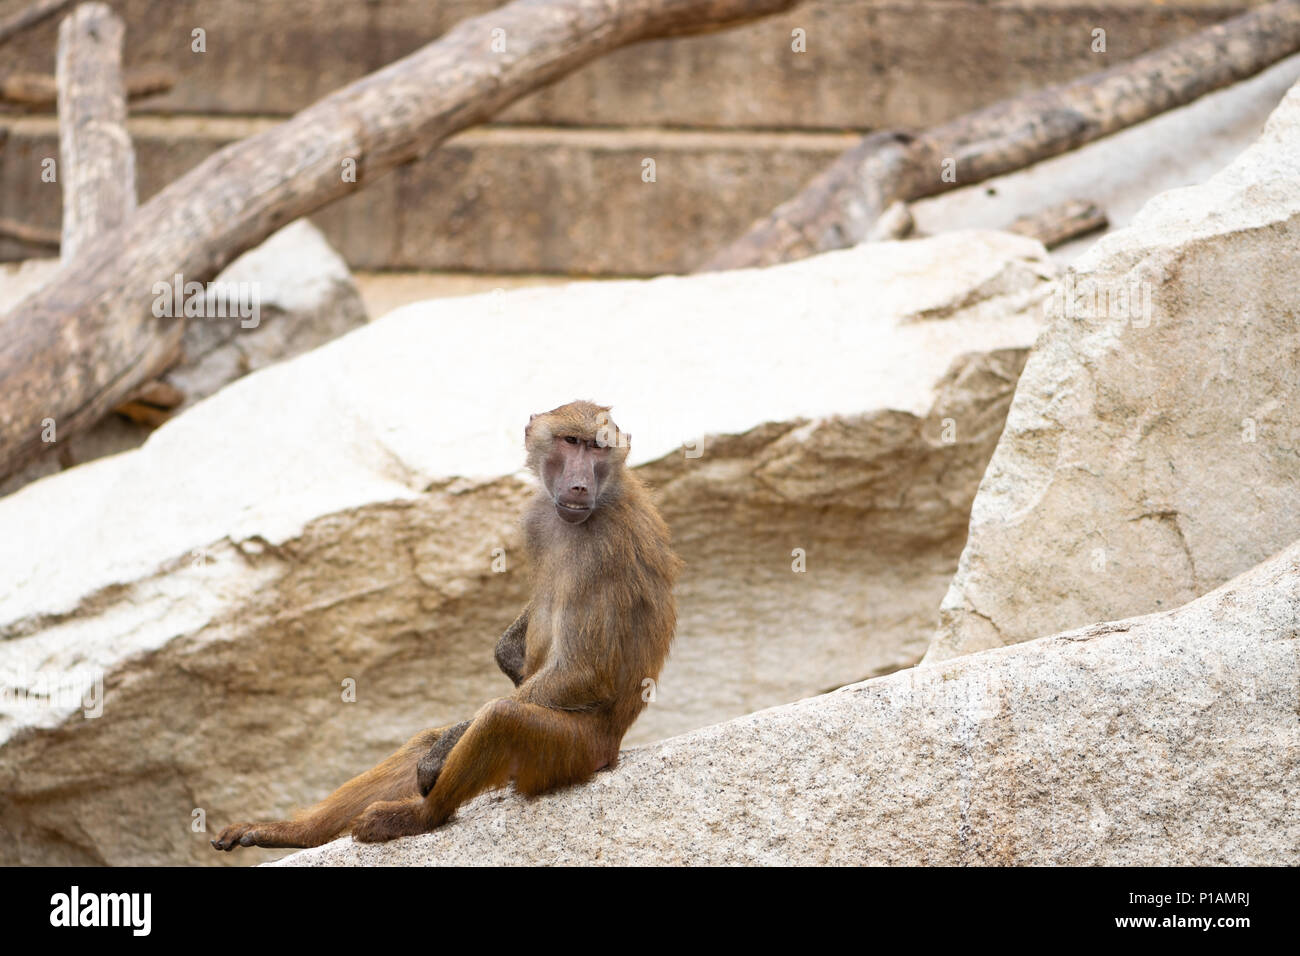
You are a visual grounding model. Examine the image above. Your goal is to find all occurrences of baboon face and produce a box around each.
[525,401,628,525]
[539,434,613,524]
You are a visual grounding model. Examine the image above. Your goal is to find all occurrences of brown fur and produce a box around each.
[212,401,681,850]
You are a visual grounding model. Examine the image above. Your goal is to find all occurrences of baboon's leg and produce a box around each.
[351,699,605,843]
[211,725,452,851]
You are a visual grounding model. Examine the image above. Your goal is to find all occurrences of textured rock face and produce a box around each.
[276,537,1300,867]
[924,80,1300,664]
[0,231,1052,864]
[0,220,367,496]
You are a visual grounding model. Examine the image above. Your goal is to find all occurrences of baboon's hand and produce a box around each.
[416,750,443,797]
[416,720,471,796]
[211,820,306,850]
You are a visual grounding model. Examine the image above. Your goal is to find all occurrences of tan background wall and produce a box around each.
[0,0,1264,271]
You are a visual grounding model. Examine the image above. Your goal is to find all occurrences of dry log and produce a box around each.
[702,0,1300,271]
[124,380,184,409]
[0,73,59,105]
[1,66,175,107]
[0,0,800,479]
[111,379,184,429]
[112,400,171,428]
[57,3,135,260]
[0,0,76,46]
[0,216,59,249]
[1005,199,1108,249]
[57,6,179,429]
[864,200,914,242]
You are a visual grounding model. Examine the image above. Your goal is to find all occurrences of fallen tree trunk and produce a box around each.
[1005,199,1108,249]
[0,0,76,46]
[1,66,174,107]
[0,216,59,249]
[863,200,914,242]
[0,0,801,480]
[701,0,1300,271]
[56,4,181,426]
[57,3,135,259]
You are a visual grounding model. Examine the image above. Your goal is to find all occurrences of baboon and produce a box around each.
[212,400,681,849]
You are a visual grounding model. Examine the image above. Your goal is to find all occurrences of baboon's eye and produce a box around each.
[564,436,579,445]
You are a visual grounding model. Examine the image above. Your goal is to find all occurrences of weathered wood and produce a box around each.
[0,0,801,479]
[55,5,168,431]
[55,6,179,433]
[1,66,174,107]
[0,73,60,105]
[701,0,1300,271]
[111,378,184,429]
[125,379,184,409]
[0,216,59,249]
[112,400,170,428]
[1006,199,1108,250]
[0,0,76,45]
[863,200,914,242]
[57,3,135,260]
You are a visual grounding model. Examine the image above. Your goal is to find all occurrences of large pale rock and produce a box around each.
[0,219,367,497]
[166,219,368,404]
[276,535,1300,866]
[0,231,1052,864]
[924,78,1300,664]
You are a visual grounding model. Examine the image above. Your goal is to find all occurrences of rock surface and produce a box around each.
[0,219,367,497]
[0,230,1052,864]
[275,535,1300,866]
[925,78,1300,664]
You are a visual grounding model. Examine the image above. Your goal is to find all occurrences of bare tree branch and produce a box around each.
[701,0,1300,271]
[2,66,174,107]
[0,216,59,249]
[1005,199,1108,250]
[0,0,77,46]
[0,0,801,479]
[57,2,135,259]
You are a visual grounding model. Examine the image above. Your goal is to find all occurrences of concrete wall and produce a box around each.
[0,0,1263,272]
